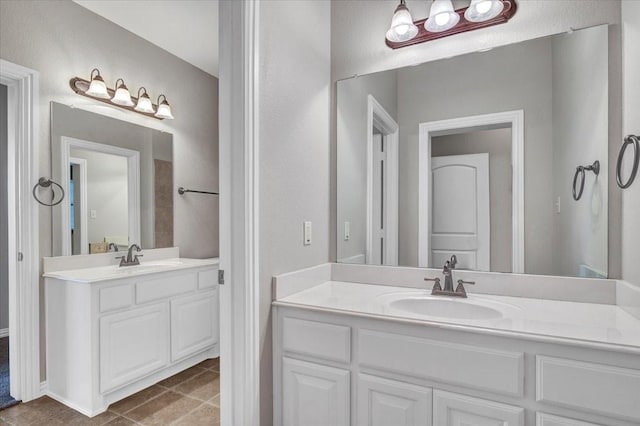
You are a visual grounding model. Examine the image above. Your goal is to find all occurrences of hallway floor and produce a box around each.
[0,337,17,411]
[0,358,220,426]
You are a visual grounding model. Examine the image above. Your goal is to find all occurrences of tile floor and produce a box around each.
[0,358,220,426]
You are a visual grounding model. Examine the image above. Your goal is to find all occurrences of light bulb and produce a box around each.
[386,0,419,43]
[85,69,110,99]
[395,24,409,35]
[111,79,134,107]
[434,13,450,26]
[465,0,504,22]
[134,87,155,113]
[424,0,459,32]
[476,0,492,14]
[155,95,174,119]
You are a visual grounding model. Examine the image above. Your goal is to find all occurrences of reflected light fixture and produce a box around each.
[465,0,505,22]
[386,0,419,43]
[425,0,459,33]
[69,69,174,120]
[134,87,155,114]
[385,0,517,49]
[155,95,174,120]
[111,78,135,107]
[85,68,110,99]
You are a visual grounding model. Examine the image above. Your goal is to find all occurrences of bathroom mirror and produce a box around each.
[51,102,173,256]
[337,24,613,278]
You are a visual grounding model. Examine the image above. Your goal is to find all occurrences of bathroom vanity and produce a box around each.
[272,264,640,426]
[43,251,219,417]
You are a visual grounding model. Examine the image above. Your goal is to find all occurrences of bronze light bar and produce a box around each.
[386,0,517,50]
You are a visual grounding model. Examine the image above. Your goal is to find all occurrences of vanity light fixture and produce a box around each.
[69,69,174,120]
[386,0,419,43]
[385,0,517,49]
[85,68,110,99]
[111,78,135,107]
[155,95,174,120]
[134,87,155,114]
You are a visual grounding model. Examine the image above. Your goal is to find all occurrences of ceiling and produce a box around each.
[74,0,219,77]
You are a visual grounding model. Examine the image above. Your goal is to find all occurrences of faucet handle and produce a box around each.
[457,279,475,286]
[425,277,442,292]
[455,279,475,297]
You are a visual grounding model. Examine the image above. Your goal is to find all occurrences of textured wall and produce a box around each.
[258,1,331,424]
[0,0,218,379]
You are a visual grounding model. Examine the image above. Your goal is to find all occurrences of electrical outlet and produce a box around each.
[303,221,312,246]
[90,209,97,219]
[344,221,350,241]
[556,196,561,214]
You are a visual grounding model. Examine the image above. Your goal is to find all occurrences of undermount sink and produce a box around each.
[389,297,503,320]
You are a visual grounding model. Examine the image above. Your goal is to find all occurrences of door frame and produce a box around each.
[418,110,524,273]
[367,95,399,265]
[218,1,261,425]
[68,157,88,255]
[59,137,140,255]
[0,59,41,401]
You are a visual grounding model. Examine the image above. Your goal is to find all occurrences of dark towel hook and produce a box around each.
[32,177,65,206]
[616,134,639,189]
[572,160,600,201]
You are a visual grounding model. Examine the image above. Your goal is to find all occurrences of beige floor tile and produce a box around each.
[174,371,220,402]
[172,403,219,426]
[157,366,205,389]
[47,408,119,426]
[109,385,166,415]
[104,417,137,426]
[125,391,200,425]
[208,394,220,407]
[0,396,72,425]
[196,358,219,371]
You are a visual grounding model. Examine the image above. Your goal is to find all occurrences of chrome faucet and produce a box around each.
[108,242,119,252]
[424,254,475,298]
[116,244,143,267]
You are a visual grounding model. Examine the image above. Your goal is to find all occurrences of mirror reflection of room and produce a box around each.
[337,24,610,279]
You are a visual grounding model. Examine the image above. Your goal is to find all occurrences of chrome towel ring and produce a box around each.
[616,134,639,189]
[32,177,65,207]
[572,160,600,201]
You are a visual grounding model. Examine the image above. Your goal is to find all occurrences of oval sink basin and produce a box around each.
[388,297,503,320]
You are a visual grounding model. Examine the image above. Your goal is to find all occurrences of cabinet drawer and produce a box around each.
[283,317,351,364]
[359,329,523,396]
[536,412,599,426]
[170,290,219,362]
[433,390,524,426]
[100,303,169,393]
[198,269,218,290]
[100,284,133,313]
[536,355,640,422]
[357,374,432,426]
[136,273,197,304]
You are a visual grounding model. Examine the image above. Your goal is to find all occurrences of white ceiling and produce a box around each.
[74,0,219,77]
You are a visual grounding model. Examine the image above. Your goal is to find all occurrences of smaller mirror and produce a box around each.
[51,102,173,256]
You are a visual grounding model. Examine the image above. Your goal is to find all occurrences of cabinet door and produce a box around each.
[100,303,169,393]
[357,374,432,426]
[282,357,350,426]
[433,390,524,426]
[536,412,600,426]
[170,290,218,361]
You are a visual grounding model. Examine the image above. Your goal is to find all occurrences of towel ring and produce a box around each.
[572,160,600,201]
[616,134,639,189]
[32,177,65,207]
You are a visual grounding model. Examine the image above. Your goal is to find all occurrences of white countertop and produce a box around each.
[43,257,219,283]
[274,280,640,354]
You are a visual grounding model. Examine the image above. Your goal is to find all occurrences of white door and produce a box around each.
[431,153,490,270]
[371,132,385,265]
[433,390,524,426]
[99,303,169,393]
[536,412,599,426]
[170,290,219,362]
[282,357,350,426]
[357,374,432,426]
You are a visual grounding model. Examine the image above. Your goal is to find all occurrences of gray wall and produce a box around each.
[258,1,331,424]
[432,128,513,273]
[0,0,218,379]
[396,38,554,274]
[622,0,640,286]
[336,70,397,263]
[0,84,7,331]
[551,26,609,278]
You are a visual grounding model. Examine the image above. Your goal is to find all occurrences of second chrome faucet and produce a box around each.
[424,255,475,298]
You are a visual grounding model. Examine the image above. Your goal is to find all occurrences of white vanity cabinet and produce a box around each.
[45,264,219,417]
[273,305,640,426]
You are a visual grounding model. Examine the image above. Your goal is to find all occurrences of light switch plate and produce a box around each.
[303,221,312,245]
[90,209,97,219]
[344,221,350,241]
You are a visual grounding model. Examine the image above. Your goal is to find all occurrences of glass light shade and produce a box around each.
[134,94,155,113]
[86,76,109,99]
[385,2,419,43]
[464,0,504,22]
[424,0,460,33]
[111,84,134,107]
[155,100,174,119]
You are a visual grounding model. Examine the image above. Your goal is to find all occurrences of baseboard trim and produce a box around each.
[0,328,8,338]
